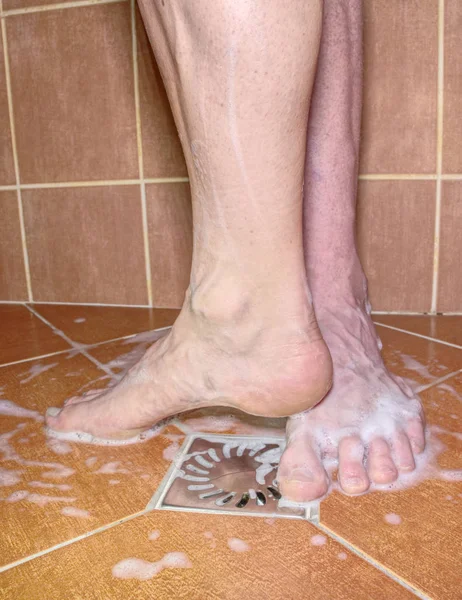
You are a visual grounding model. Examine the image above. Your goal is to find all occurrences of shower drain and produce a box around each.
[147,434,319,522]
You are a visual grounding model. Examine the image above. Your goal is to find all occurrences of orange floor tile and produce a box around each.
[374,314,462,347]
[0,306,461,599]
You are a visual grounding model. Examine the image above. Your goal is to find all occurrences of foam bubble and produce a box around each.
[384,513,402,525]
[61,506,91,518]
[112,552,192,580]
[227,538,250,552]
[310,534,327,546]
[148,530,160,541]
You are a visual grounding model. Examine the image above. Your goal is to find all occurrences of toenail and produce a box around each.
[46,407,61,418]
[286,468,317,483]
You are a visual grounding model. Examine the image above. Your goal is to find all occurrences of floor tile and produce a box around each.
[357,181,435,312]
[0,351,183,567]
[319,379,462,600]
[22,186,148,305]
[374,315,462,348]
[31,304,179,346]
[0,510,415,600]
[0,192,28,301]
[6,4,138,183]
[376,325,461,389]
[0,305,70,365]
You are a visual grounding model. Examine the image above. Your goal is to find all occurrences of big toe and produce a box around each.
[278,438,329,502]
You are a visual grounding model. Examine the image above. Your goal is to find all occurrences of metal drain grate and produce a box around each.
[147,434,319,522]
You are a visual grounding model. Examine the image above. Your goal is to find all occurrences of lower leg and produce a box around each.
[46,0,332,440]
[278,0,425,500]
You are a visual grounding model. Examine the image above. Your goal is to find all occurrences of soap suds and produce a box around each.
[264,517,276,525]
[112,552,192,580]
[74,318,86,323]
[0,467,22,486]
[109,479,120,485]
[310,534,327,546]
[61,506,91,518]
[148,530,160,541]
[95,461,130,475]
[0,400,44,422]
[227,538,250,552]
[20,363,58,384]
[6,490,76,506]
[46,438,72,455]
[384,513,402,525]
[337,552,348,560]
[28,481,72,491]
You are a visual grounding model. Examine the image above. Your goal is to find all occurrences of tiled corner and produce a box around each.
[0,27,15,186]
[357,180,435,312]
[0,305,70,364]
[137,9,187,179]
[6,3,138,183]
[319,377,462,600]
[0,192,27,301]
[360,0,437,174]
[374,314,462,348]
[22,186,148,305]
[0,510,415,600]
[30,304,179,346]
[146,183,192,308]
[443,0,462,173]
[0,350,184,567]
[437,181,462,313]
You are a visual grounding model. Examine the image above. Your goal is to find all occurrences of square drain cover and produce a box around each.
[147,434,319,522]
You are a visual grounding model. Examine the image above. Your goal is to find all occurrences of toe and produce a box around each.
[46,401,92,433]
[278,438,329,502]
[366,437,398,484]
[405,417,426,454]
[392,430,415,472]
[338,436,369,495]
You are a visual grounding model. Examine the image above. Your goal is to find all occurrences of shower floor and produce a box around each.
[0,304,460,599]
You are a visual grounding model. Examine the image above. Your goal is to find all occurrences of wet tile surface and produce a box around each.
[31,304,179,346]
[374,314,462,348]
[0,305,70,364]
[22,186,148,305]
[0,351,183,566]
[0,511,415,600]
[320,378,462,600]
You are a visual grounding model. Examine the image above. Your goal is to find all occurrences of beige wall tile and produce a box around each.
[137,9,187,179]
[22,186,148,304]
[146,183,192,308]
[437,181,462,312]
[360,0,438,173]
[357,180,435,312]
[0,28,15,185]
[0,192,27,300]
[6,4,138,183]
[443,0,462,173]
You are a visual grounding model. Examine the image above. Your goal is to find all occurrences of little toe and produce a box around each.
[405,417,426,454]
[392,431,415,472]
[366,437,398,484]
[278,439,329,502]
[338,436,369,495]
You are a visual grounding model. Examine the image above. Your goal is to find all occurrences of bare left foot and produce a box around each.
[278,300,426,501]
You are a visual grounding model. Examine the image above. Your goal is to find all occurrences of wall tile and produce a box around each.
[146,183,192,308]
[6,3,138,183]
[0,27,15,185]
[22,186,148,304]
[437,181,462,312]
[357,180,435,312]
[360,0,437,173]
[443,0,462,173]
[3,0,74,11]
[0,191,27,300]
[137,10,187,179]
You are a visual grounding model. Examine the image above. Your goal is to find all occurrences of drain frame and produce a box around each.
[147,433,320,523]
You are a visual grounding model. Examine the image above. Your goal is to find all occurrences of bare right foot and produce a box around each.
[46,276,332,441]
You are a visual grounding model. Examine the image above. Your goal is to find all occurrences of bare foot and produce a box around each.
[45,282,333,441]
[278,300,426,501]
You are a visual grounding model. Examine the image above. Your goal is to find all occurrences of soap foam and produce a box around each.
[148,530,160,541]
[227,538,250,553]
[46,438,73,455]
[61,506,91,518]
[384,513,402,525]
[6,490,76,506]
[310,534,327,546]
[19,363,58,384]
[0,467,22,487]
[112,552,192,580]
[0,400,44,422]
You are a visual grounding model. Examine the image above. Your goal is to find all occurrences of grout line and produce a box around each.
[375,321,462,350]
[144,177,189,184]
[130,0,152,307]
[0,510,147,574]
[1,0,125,18]
[415,368,462,394]
[440,174,462,180]
[0,348,74,369]
[372,310,462,316]
[431,0,445,314]
[17,177,188,189]
[0,184,16,190]
[1,19,33,302]
[0,300,153,307]
[25,305,116,378]
[314,522,431,599]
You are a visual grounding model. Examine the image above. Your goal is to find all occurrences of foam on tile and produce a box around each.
[148,530,160,541]
[112,553,192,580]
[310,534,327,546]
[384,513,402,525]
[19,362,58,384]
[227,538,250,552]
[46,438,73,455]
[0,467,22,486]
[0,400,44,422]
[6,490,76,506]
[61,506,91,518]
